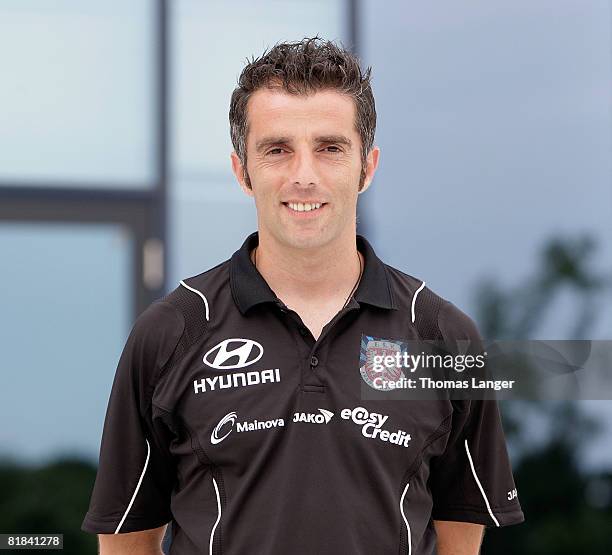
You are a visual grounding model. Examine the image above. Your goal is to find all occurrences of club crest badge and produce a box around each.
[360,334,408,390]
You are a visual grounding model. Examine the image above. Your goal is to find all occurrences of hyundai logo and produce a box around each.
[203,338,264,370]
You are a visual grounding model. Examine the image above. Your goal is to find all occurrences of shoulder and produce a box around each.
[142,260,230,375]
[160,258,230,327]
[126,299,186,382]
[180,258,230,291]
[437,299,482,343]
[383,264,445,338]
[127,259,230,377]
[383,264,429,301]
[384,264,482,344]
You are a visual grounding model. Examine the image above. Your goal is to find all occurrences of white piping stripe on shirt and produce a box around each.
[464,439,500,527]
[114,438,151,534]
[411,281,426,324]
[399,481,412,555]
[180,280,210,321]
[209,476,222,555]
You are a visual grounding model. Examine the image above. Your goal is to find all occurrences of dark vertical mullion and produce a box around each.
[153,0,170,305]
[347,0,371,239]
[134,0,169,318]
[347,0,359,54]
[156,3,174,553]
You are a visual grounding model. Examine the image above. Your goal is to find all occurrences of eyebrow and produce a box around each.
[255,134,353,153]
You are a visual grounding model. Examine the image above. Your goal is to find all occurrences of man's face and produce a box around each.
[231,86,379,250]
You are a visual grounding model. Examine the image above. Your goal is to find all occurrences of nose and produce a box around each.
[288,148,318,187]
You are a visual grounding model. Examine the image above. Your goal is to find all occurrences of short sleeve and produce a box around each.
[429,300,525,528]
[81,300,185,534]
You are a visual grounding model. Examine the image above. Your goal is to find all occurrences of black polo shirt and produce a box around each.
[82,230,524,554]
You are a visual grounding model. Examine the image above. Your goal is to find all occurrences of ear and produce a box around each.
[358,146,380,195]
[231,150,254,197]
[359,179,372,195]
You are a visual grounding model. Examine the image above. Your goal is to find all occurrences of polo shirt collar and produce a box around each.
[230,231,397,314]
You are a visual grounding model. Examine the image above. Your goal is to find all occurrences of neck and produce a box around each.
[252,228,363,306]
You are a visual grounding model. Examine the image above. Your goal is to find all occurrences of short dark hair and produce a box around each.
[229,36,376,190]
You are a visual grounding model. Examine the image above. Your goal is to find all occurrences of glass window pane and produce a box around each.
[0,222,132,463]
[0,0,155,187]
[168,177,257,286]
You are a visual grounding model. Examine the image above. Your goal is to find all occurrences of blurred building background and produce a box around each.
[0,1,611,553]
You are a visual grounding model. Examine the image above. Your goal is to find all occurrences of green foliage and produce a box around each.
[483,440,612,554]
[0,457,98,555]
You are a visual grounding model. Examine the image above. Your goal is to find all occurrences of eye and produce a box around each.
[323,145,343,154]
[267,148,286,156]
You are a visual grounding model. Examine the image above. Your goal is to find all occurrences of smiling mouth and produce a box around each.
[282,201,327,213]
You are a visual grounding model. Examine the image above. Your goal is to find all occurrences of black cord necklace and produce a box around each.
[342,249,363,308]
[252,246,363,309]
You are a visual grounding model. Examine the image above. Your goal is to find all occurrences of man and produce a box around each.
[82,37,524,554]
